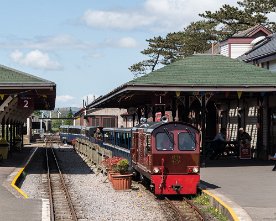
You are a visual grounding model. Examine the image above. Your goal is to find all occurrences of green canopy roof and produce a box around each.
[128,54,276,87]
[0,64,56,110]
[0,64,54,85]
[88,54,276,108]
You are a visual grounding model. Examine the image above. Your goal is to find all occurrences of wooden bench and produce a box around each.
[268,155,276,171]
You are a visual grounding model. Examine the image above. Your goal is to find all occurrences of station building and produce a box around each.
[0,64,56,158]
[87,54,276,162]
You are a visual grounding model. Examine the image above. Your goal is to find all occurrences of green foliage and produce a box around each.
[200,0,276,37]
[129,0,276,76]
[51,119,63,131]
[115,159,129,174]
[64,107,73,125]
[129,21,218,76]
[193,194,228,221]
[193,193,210,206]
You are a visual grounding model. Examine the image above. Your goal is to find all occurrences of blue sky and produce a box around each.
[1,0,269,108]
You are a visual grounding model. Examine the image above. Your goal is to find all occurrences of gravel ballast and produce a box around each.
[22,145,166,220]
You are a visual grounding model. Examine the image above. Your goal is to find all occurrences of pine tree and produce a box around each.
[129,0,276,76]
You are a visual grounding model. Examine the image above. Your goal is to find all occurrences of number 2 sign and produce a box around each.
[18,97,34,109]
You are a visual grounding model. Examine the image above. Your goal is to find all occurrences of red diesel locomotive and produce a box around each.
[131,120,200,195]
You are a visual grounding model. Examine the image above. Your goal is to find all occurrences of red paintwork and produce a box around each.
[151,174,200,195]
[131,122,201,195]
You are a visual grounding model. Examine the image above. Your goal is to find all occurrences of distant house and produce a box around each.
[74,107,127,128]
[220,24,272,58]
[209,24,272,59]
[239,33,276,72]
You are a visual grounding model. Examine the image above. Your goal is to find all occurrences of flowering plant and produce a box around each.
[101,156,123,171]
[115,158,129,174]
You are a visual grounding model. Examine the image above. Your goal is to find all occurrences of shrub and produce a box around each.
[101,156,122,171]
[115,159,129,174]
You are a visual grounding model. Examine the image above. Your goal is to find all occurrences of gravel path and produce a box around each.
[21,146,166,221]
[20,148,44,199]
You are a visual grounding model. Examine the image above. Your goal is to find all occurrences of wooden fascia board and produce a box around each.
[89,84,276,108]
[227,38,255,44]
[125,85,276,92]
[249,27,272,37]
[244,52,276,63]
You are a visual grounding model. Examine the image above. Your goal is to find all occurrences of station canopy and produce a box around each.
[0,65,56,123]
[88,54,276,109]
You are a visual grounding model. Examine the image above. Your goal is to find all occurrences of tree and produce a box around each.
[129,36,169,76]
[199,0,276,38]
[129,0,276,76]
[129,21,218,76]
[64,108,73,125]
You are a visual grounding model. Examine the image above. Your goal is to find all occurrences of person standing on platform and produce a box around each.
[210,128,226,160]
[238,128,251,146]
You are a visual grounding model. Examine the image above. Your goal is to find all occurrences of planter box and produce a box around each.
[0,145,9,160]
[111,174,132,190]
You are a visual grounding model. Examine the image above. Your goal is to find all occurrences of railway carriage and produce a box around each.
[102,127,132,161]
[63,119,201,195]
[59,125,87,144]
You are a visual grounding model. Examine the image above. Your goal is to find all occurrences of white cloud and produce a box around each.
[0,34,95,51]
[81,0,238,32]
[56,95,75,102]
[117,37,138,48]
[27,35,96,50]
[10,49,62,70]
[82,10,156,30]
[103,37,138,48]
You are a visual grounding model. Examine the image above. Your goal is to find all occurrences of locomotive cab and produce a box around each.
[131,121,200,195]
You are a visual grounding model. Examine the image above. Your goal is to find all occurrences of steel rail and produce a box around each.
[164,197,206,221]
[45,148,55,221]
[164,197,187,221]
[46,147,78,221]
[183,197,205,221]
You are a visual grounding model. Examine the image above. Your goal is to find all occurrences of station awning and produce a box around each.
[0,64,56,123]
[88,54,276,109]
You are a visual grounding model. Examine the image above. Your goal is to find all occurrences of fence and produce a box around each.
[74,138,112,168]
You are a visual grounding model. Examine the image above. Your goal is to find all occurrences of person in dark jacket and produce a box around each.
[238,128,251,145]
[210,128,226,160]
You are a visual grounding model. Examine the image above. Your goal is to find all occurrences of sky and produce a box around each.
[0,0,261,108]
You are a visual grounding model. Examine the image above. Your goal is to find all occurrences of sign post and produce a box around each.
[239,143,251,159]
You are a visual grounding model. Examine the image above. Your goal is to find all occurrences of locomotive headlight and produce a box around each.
[192,167,199,173]
[153,167,160,174]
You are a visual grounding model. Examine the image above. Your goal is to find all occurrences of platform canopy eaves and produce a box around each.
[88,54,276,109]
[0,64,56,123]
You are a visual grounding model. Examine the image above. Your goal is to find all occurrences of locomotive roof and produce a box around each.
[133,121,199,133]
[103,127,132,132]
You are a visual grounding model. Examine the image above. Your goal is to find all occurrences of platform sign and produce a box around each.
[18,97,34,109]
[239,143,251,159]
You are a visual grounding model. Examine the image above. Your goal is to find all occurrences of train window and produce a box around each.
[178,132,195,151]
[156,132,174,151]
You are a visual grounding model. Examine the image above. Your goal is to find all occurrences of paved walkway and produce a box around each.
[201,158,276,221]
[0,147,42,221]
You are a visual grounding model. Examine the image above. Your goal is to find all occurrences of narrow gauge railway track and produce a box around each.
[45,147,78,221]
[159,196,206,221]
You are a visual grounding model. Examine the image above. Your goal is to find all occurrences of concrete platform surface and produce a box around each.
[201,158,276,221]
[0,147,42,221]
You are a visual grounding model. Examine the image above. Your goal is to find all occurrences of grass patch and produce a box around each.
[192,194,229,221]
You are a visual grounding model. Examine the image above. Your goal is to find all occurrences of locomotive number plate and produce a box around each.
[171,155,181,165]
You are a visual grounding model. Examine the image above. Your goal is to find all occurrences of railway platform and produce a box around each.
[1,146,276,221]
[0,146,42,221]
[200,158,276,221]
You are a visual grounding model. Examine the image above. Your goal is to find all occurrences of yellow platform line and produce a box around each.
[11,147,38,199]
[203,189,240,221]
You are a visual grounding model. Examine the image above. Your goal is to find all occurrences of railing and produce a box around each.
[74,138,112,168]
